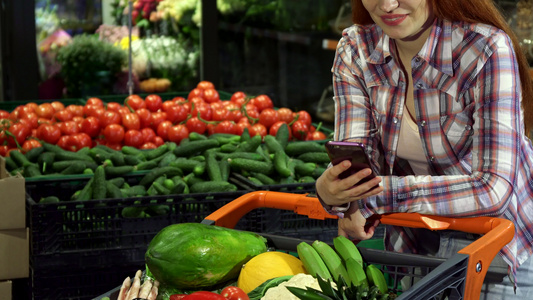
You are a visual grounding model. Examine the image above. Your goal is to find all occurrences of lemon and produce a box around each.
[237,251,307,293]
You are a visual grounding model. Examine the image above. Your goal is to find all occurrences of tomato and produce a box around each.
[212,107,230,122]
[210,101,224,111]
[20,112,39,130]
[80,116,101,138]
[167,124,189,144]
[58,120,80,135]
[145,94,163,112]
[66,105,84,117]
[258,108,279,129]
[21,139,42,153]
[150,111,167,131]
[291,120,310,140]
[277,107,294,124]
[251,94,273,112]
[235,118,251,136]
[188,88,204,100]
[35,103,55,119]
[190,96,205,107]
[100,110,122,128]
[202,88,220,104]
[36,123,61,144]
[221,286,249,300]
[122,112,141,131]
[136,108,152,128]
[157,120,173,141]
[230,91,247,104]
[106,102,123,113]
[197,80,215,90]
[0,145,9,157]
[169,295,188,300]
[223,102,243,123]
[172,96,187,105]
[186,117,207,134]
[84,105,106,119]
[162,100,176,112]
[293,110,312,127]
[249,123,267,139]
[106,142,123,151]
[53,109,73,122]
[191,102,212,121]
[0,110,9,119]
[269,121,292,139]
[182,291,226,300]
[73,132,92,149]
[103,124,125,143]
[153,135,164,147]
[166,104,189,124]
[124,129,144,148]
[244,103,259,120]
[140,142,157,149]
[306,130,327,141]
[141,127,156,144]
[125,94,146,111]
[5,122,31,147]
[25,102,38,112]
[214,120,237,135]
[86,97,104,107]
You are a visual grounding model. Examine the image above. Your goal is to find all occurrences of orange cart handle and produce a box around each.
[202,191,515,300]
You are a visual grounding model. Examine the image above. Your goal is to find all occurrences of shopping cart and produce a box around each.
[201,191,515,300]
[95,190,514,300]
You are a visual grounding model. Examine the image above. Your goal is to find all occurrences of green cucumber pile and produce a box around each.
[8,123,330,205]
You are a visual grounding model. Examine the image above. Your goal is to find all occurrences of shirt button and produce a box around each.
[420,120,426,126]
[416,83,424,89]
[430,156,435,162]
[393,117,399,124]
[414,57,421,63]
[465,125,472,130]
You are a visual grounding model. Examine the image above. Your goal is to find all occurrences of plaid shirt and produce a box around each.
[331,18,533,283]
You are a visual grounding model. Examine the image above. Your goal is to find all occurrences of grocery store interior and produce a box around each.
[1,0,532,299]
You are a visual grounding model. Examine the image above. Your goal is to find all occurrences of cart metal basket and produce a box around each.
[95,191,515,300]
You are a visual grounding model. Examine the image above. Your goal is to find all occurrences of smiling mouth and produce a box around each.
[381,15,407,26]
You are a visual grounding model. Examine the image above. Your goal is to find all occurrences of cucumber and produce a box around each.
[190,181,238,193]
[139,166,183,187]
[121,145,144,156]
[264,135,284,154]
[135,159,159,171]
[273,149,292,177]
[170,158,205,176]
[158,152,177,168]
[124,154,143,166]
[25,146,44,163]
[76,177,94,201]
[250,172,277,185]
[229,158,274,175]
[216,151,263,161]
[285,141,327,157]
[39,196,60,203]
[121,185,147,197]
[109,177,125,188]
[145,144,170,161]
[248,177,264,185]
[60,161,87,175]
[89,147,113,164]
[294,160,318,176]
[206,151,223,182]
[106,181,123,199]
[220,142,239,153]
[110,151,126,166]
[105,165,135,177]
[170,177,188,194]
[10,150,32,167]
[236,134,262,153]
[209,133,240,145]
[153,182,171,195]
[275,123,291,149]
[55,151,95,163]
[188,132,208,141]
[24,163,42,178]
[297,152,331,164]
[219,159,230,182]
[37,152,55,174]
[240,127,251,142]
[92,166,107,200]
[4,156,18,172]
[173,139,220,157]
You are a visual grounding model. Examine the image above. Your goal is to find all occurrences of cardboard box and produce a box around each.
[0,156,25,229]
[0,228,29,280]
[0,280,12,300]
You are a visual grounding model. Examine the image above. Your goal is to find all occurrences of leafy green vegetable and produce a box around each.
[248,275,294,300]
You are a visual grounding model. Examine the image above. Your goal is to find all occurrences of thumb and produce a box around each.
[338,224,348,238]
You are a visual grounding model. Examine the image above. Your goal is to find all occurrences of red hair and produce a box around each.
[351,0,533,135]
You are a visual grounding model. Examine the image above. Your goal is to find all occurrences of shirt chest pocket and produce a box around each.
[440,103,475,139]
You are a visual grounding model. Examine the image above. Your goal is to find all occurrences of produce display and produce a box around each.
[127,226,394,300]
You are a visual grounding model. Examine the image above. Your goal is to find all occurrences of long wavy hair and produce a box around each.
[351,0,533,136]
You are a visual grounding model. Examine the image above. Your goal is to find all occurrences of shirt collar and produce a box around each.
[367,18,454,76]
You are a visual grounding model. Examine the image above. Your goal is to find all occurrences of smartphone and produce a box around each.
[325,141,376,185]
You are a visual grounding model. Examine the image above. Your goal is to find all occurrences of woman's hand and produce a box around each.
[339,207,380,241]
[316,160,383,207]
[118,270,159,300]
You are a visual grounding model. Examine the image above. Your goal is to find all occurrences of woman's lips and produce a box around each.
[380,14,407,26]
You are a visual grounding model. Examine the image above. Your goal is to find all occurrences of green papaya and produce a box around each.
[145,223,268,289]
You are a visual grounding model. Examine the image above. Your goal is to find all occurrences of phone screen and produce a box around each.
[325,141,376,183]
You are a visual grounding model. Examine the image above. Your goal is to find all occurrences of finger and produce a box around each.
[118,277,131,300]
[138,279,153,298]
[134,270,143,281]
[147,285,158,300]
[328,160,352,179]
[153,280,160,288]
[125,275,141,300]
[338,223,348,238]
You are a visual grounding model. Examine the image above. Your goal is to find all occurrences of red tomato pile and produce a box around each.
[170,286,249,300]
[0,81,326,157]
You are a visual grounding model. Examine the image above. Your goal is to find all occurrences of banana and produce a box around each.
[296,242,332,281]
[344,258,369,288]
[366,264,389,294]
[333,235,364,267]
[311,240,350,283]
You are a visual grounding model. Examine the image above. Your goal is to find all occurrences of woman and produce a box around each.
[316,0,533,297]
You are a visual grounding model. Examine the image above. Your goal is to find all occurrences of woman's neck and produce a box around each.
[395,25,433,60]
